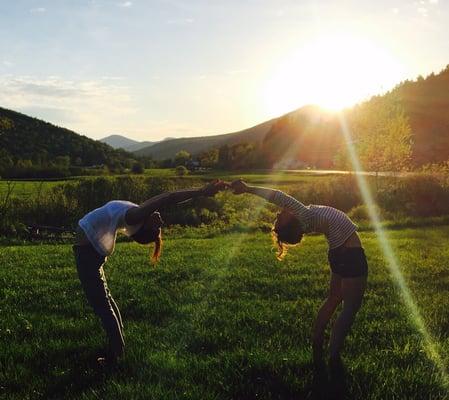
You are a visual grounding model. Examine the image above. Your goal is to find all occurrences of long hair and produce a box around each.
[272,209,304,260]
[131,226,163,263]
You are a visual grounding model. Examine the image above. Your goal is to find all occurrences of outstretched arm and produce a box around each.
[230,179,312,223]
[125,180,226,225]
[230,179,278,201]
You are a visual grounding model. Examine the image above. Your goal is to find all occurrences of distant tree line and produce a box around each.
[158,66,449,173]
[0,107,147,178]
[2,64,447,178]
[169,97,413,173]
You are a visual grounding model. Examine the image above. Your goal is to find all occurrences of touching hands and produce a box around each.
[202,179,229,197]
[201,179,249,196]
[230,179,248,195]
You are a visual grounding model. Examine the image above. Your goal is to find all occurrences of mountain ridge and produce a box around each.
[1,65,449,169]
[100,134,156,152]
[134,66,449,166]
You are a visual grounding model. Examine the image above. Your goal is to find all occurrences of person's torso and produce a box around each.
[78,200,141,256]
[308,205,357,249]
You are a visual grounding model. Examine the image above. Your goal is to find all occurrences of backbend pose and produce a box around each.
[73,180,225,364]
[230,179,367,369]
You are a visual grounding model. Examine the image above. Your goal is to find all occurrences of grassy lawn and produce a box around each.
[1,226,449,399]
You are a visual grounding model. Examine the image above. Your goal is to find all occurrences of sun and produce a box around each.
[262,33,404,115]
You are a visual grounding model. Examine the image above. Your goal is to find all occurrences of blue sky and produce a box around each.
[1,0,448,141]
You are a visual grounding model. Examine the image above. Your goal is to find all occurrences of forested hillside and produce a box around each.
[393,66,449,165]
[140,65,449,170]
[0,107,137,177]
[134,119,275,160]
[2,65,448,174]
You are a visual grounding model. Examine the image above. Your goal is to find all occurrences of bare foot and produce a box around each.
[96,354,119,368]
[329,355,345,377]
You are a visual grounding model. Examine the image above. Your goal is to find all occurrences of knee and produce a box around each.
[326,295,343,308]
[342,299,362,315]
[88,293,113,316]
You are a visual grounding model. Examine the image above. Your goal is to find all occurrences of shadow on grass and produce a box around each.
[222,361,311,399]
[307,360,353,400]
[33,345,116,400]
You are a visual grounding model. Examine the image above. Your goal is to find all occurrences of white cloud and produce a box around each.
[0,75,209,140]
[0,76,137,137]
[276,9,286,17]
[30,7,46,13]
[2,61,14,67]
[118,1,133,7]
[417,7,428,16]
[428,0,438,3]
[225,69,248,76]
[167,18,194,25]
[100,76,125,81]
[392,7,399,14]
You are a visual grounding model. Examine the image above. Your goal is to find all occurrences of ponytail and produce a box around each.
[272,230,289,260]
[151,232,162,263]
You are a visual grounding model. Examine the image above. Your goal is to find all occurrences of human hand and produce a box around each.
[230,179,248,195]
[202,179,229,197]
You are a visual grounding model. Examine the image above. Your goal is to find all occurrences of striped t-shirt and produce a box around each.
[271,190,357,249]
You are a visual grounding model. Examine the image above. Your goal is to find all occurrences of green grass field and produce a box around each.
[1,226,449,399]
[0,180,64,198]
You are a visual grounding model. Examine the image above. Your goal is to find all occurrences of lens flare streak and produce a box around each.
[338,114,449,388]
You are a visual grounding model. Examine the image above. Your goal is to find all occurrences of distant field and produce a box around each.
[0,169,338,198]
[143,168,180,178]
[194,169,336,185]
[1,227,448,399]
[0,180,64,198]
[0,170,177,198]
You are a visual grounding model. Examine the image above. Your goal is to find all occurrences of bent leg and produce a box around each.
[109,294,124,332]
[101,268,124,333]
[84,267,124,359]
[329,275,367,361]
[312,273,343,362]
[74,246,124,359]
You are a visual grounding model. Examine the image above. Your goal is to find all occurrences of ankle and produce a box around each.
[329,354,343,369]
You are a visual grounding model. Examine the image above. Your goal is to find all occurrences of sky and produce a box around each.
[1,0,448,142]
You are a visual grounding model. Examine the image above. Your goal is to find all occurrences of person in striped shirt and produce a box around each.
[230,179,368,371]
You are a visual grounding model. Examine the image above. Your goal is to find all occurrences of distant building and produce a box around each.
[273,159,308,170]
[186,160,201,171]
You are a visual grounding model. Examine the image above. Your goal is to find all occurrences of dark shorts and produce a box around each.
[328,246,368,278]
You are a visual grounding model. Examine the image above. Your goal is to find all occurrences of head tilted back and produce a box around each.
[272,209,303,259]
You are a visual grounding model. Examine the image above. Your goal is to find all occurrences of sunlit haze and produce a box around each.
[262,33,404,114]
[1,0,448,141]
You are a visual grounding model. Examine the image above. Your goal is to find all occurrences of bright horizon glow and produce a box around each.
[1,1,448,140]
[262,34,405,115]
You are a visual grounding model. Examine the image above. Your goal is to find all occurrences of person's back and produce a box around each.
[78,200,140,256]
[308,205,357,249]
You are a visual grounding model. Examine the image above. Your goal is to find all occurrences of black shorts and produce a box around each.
[328,246,368,278]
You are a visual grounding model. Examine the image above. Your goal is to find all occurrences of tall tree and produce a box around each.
[174,150,191,166]
[347,93,412,174]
